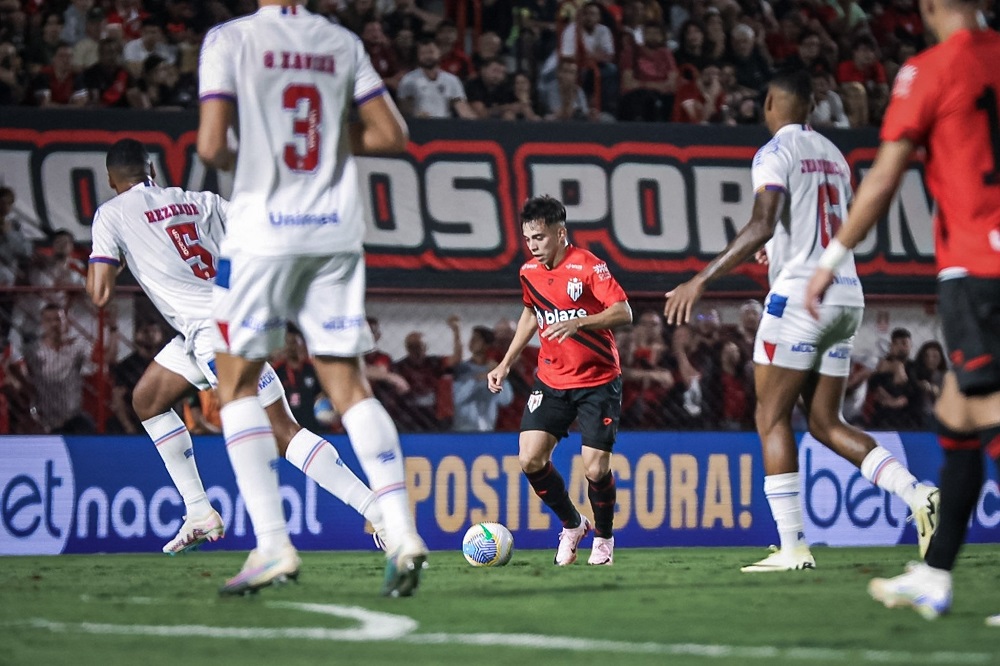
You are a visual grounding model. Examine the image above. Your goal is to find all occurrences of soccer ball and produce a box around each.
[462,522,514,567]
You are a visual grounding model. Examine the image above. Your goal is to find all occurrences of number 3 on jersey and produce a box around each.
[817,182,842,247]
[166,223,216,279]
[283,84,321,172]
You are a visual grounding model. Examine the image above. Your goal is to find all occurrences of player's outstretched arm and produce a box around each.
[665,188,784,325]
[86,261,117,308]
[197,98,237,171]
[541,300,633,343]
[488,307,538,393]
[351,93,409,155]
[806,138,914,318]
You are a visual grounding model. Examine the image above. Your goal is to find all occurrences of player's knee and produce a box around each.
[131,383,157,421]
[807,414,835,443]
[518,451,546,474]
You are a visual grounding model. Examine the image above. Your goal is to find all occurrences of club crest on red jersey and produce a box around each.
[567,277,584,301]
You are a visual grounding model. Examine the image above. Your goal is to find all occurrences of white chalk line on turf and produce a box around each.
[10,602,995,664]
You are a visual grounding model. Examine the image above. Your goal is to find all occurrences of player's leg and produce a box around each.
[137,337,223,554]
[257,362,387,549]
[213,255,299,595]
[298,252,424,597]
[575,378,621,565]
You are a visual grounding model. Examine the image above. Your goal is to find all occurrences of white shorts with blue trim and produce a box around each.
[752,293,862,377]
[153,324,286,407]
[212,252,375,360]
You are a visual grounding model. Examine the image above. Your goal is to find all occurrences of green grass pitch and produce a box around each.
[2,545,998,666]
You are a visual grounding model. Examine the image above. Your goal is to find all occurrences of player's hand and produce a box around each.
[805,268,834,320]
[540,319,581,343]
[754,248,768,266]
[487,363,510,393]
[447,314,461,330]
[664,279,705,326]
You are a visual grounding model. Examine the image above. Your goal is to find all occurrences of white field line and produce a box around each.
[9,598,995,665]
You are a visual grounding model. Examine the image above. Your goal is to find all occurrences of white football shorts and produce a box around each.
[752,293,862,377]
[154,323,286,407]
[212,252,375,360]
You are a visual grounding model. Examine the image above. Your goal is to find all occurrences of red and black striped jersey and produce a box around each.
[519,245,628,389]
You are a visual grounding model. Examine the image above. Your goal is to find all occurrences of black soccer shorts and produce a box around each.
[519,376,622,451]
[938,276,1000,396]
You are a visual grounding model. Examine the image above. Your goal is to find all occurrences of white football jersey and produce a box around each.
[89,181,227,335]
[752,124,864,307]
[198,5,385,257]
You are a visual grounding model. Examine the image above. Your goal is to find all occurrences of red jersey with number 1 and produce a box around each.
[520,245,628,389]
[880,28,1000,278]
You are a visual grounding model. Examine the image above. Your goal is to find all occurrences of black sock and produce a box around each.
[525,462,580,528]
[925,447,983,571]
[588,471,616,538]
[980,424,1000,461]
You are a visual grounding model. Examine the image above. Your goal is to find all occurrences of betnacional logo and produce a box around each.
[0,436,75,555]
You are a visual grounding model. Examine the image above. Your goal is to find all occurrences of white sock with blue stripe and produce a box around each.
[861,446,920,507]
[221,397,290,555]
[285,428,382,525]
[142,411,211,518]
[764,473,807,551]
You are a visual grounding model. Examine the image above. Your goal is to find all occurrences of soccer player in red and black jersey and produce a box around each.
[807,0,1000,622]
[488,196,632,566]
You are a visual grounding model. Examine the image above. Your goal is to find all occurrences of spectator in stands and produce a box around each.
[0,336,39,433]
[837,34,887,123]
[340,0,380,36]
[872,0,924,50]
[708,339,753,430]
[71,7,104,73]
[673,60,725,123]
[490,316,537,430]
[361,20,404,94]
[479,0,515,43]
[61,0,93,46]
[397,38,476,119]
[139,53,196,109]
[393,27,418,73]
[866,327,920,429]
[393,322,460,432]
[0,41,26,105]
[466,57,517,118]
[363,316,410,420]
[541,58,592,120]
[30,41,88,106]
[559,2,618,116]
[767,11,805,65]
[810,65,850,128]
[703,9,729,62]
[384,0,440,42]
[674,19,710,71]
[452,325,513,432]
[123,18,176,78]
[22,303,95,434]
[618,21,678,122]
[0,4,27,53]
[27,229,86,323]
[108,319,163,434]
[435,19,473,81]
[472,31,505,73]
[781,29,828,72]
[272,327,324,433]
[26,13,65,74]
[620,0,648,49]
[84,38,144,108]
[621,311,674,428]
[728,23,771,94]
[831,0,869,35]
[840,80,869,127]
[913,340,947,429]
[508,71,544,120]
[105,0,148,42]
[662,324,706,428]
[511,0,559,66]
[0,186,31,290]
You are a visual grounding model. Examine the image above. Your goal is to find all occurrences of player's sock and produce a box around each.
[220,397,290,556]
[980,424,1000,463]
[341,398,416,541]
[526,461,581,528]
[763,473,807,551]
[284,428,382,526]
[587,471,616,538]
[925,444,983,571]
[142,411,212,518]
[860,445,922,506]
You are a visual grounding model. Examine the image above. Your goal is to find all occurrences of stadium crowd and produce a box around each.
[2,0,997,125]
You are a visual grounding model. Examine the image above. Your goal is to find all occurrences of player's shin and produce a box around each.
[143,411,211,517]
[587,471,616,538]
[284,428,383,528]
[925,446,983,571]
[220,397,290,555]
[526,462,581,527]
[341,398,416,541]
[764,473,807,550]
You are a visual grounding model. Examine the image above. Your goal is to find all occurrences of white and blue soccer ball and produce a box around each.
[462,522,514,567]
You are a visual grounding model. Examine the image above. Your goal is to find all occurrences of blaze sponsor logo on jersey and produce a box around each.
[790,342,817,353]
[567,277,584,301]
[534,306,588,328]
[527,390,543,413]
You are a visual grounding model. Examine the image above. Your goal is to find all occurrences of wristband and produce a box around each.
[818,239,849,271]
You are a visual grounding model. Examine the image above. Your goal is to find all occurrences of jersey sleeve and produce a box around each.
[880,59,938,145]
[445,73,467,102]
[353,34,386,106]
[519,270,533,309]
[198,24,238,102]
[750,138,791,193]
[588,260,628,307]
[88,206,121,266]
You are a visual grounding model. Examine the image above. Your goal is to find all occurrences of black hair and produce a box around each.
[769,68,813,106]
[106,139,150,181]
[472,326,496,345]
[520,195,566,227]
[891,328,912,341]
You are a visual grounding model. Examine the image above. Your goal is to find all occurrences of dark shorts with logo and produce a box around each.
[938,277,1000,396]
[520,376,622,452]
